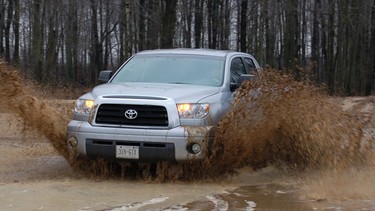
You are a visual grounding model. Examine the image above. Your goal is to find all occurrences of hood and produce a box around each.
[90,83,220,103]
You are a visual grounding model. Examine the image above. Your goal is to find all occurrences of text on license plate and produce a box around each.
[116,145,139,159]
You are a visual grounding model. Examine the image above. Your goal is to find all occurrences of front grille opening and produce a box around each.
[116,142,140,146]
[92,140,113,146]
[143,143,166,148]
[96,104,168,127]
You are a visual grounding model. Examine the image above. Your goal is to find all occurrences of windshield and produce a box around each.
[111,54,225,87]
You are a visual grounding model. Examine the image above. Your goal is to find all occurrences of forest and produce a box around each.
[0,0,374,95]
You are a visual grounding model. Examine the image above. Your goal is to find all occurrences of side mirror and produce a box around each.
[98,70,113,83]
[238,74,255,83]
[230,74,255,92]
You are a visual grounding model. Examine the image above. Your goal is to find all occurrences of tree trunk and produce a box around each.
[326,0,336,94]
[240,0,248,52]
[311,0,320,81]
[300,0,306,63]
[265,0,274,66]
[370,0,375,94]
[211,1,218,48]
[13,0,19,64]
[222,0,230,49]
[181,1,192,48]
[0,0,5,56]
[119,0,127,62]
[32,0,43,82]
[146,1,160,50]
[89,0,102,83]
[45,20,58,83]
[283,0,298,69]
[160,0,177,48]
[138,0,145,51]
[320,0,327,85]
[194,0,203,48]
[65,0,78,82]
[5,0,14,62]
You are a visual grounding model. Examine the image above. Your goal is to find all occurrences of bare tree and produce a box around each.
[0,0,374,95]
[160,0,177,48]
[13,0,19,64]
[32,0,42,82]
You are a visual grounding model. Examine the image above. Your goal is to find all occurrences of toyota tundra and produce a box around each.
[67,49,260,163]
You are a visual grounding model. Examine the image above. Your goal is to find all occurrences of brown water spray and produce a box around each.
[0,61,108,176]
[208,68,372,175]
[0,62,70,160]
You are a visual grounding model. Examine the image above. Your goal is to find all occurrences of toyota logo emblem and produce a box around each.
[124,109,138,120]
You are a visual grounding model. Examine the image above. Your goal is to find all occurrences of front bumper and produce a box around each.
[67,120,213,163]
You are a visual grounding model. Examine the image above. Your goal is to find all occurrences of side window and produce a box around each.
[244,57,255,70]
[244,57,259,78]
[230,57,246,84]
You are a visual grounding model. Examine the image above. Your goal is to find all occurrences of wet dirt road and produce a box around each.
[0,116,291,211]
[1,112,375,210]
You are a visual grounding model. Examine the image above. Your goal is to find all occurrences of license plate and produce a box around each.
[116,145,139,159]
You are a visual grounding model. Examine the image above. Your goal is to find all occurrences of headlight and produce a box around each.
[177,103,209,119]
[74,99,95,114]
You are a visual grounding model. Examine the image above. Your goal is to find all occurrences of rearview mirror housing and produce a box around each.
[98,70,113,83]
[230,74,255,92]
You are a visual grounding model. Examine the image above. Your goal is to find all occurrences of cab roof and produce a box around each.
[136,48,252,58]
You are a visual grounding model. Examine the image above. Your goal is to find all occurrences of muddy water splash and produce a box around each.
[0,61,113,177]
[1,61,373,181]
[205,68,373,176]
[0,62,69,159]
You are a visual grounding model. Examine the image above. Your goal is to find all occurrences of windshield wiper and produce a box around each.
[167,82,190,85]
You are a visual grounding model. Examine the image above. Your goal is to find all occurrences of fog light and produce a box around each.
[191,143,201,154]
[68,137,78,148]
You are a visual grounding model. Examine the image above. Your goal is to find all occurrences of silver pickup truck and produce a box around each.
[67,49,260,163]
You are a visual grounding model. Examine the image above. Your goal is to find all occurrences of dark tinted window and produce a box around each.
[244,58,255,70]
[244,57,258,76]
[230,57,246,84]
